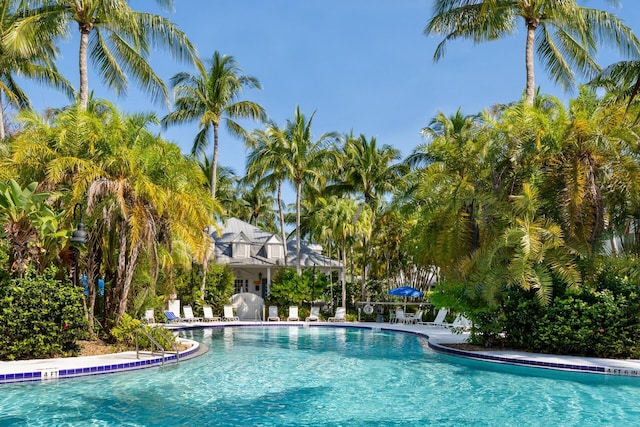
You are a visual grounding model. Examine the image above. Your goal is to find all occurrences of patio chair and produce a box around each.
[142,308,155,324]
[452,314,473,331]
[404,309,424,324]
[328,307,347,322]
[203,306,221,322]
[183,305,202,322]
[267,306,281,321]
[393,308,408,324]
[163,310,184,324]
[306,306,320,321]
[287,306,299,321]
[223,305,239,321]
[420,308,449,327]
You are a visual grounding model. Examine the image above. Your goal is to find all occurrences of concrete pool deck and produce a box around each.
[2,320,640,384]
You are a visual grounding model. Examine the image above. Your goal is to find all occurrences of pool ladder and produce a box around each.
[135,326,180,366]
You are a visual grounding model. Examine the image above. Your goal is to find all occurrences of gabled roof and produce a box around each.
[211,218,341,268]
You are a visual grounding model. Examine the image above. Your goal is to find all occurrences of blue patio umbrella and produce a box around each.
[388,286,424,298]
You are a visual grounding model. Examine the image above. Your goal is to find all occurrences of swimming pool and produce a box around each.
[1,326,639,426]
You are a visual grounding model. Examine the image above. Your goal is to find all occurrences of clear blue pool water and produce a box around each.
[1,326,640,426]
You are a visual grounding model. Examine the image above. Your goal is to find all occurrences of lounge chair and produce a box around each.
[287,306,299,321]
[142,308,155,324]
[183,305,202,322]
[203,306,221,322]
[267,306,280,321]
[420,308,449,327]
[405,309,424,324]
[328,307,346,322]
[393,308,408,324]
[306,306,320,321]
[223,305,239,321]
[452,314,473,330]
[163,310,184,324]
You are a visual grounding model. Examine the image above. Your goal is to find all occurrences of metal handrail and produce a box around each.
[155,327,180,364]
[135,326,180,366]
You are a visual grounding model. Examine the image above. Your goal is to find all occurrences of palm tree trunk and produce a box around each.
[211,124,219,198]
[78,29,91,110]
[277,182,288,264]
[341,240,347,309]
[0,92,5,141]
[525,24,536,106]
[295,180,302,275]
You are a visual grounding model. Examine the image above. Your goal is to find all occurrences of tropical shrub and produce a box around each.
[0,266,87,360]
[201,264,235,315]
[110,313,177,351]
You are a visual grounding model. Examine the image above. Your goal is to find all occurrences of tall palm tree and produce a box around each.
[425,0,640,105]
[162,51,266,198]
[246,123,291,263]
[10,0,199,109]
[8,101,220,330]
[328,133,405,299]
[281,106,338,275]
[0,0,73,139]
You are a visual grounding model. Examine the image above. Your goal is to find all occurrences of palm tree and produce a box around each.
[7,101,220,330]
[329,133,406,299]
[425,0,640,106]
[280,106,338,275]
[0,0,73,139]
[246,123,291,263]
[10,0,200,109]
[162,51,266,198]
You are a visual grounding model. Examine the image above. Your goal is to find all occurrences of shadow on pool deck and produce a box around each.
[1,320,640,383]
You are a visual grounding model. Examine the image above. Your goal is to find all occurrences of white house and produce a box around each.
[210,218,342,299]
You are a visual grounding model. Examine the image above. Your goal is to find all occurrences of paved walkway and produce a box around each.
[2,321,640,384]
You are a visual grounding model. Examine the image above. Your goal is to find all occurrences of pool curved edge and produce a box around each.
[0,338,203,385]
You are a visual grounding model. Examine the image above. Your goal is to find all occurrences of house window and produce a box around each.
[233,242,249,259]
[268,244,283,259]
[234,279,244,294]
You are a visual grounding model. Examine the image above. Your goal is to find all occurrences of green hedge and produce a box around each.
[0,267,88,360]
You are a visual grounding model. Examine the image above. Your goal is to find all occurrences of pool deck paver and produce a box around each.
[2,320,640,383]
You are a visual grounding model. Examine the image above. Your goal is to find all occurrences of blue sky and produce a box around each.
[20,1,640,187]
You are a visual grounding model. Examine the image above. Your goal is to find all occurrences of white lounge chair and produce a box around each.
[420,308,449,327]
[223,305,239,321]
[394,308,408,324]
[142,308,155,324]
[287,306,299,321]
[267,306,280,321]
[452,314,473,330]
[203,306,221,322]
[328,307,347,322]
[405,309,424,324]
[306,306,320,321]
[183,305,202,322]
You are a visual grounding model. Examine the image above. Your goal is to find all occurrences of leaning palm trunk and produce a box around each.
[341,240,347,310]
[211,124,219,198]
[0,93,5,141]
[295,181,302,275]
[107,218,142,328]
[277,182,287,264]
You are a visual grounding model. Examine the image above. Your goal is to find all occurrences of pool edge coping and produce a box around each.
[2,321,640,384]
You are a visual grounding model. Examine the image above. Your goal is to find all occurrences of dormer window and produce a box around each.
[233,241,249,258]
[265,235,284,259]
[232,232,250,259]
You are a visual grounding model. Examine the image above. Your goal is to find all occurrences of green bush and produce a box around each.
[0,266,88,360]
[111,313,177,351]
[488,256,640,358]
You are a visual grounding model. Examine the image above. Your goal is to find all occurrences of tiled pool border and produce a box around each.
[2,322,639,384]
[0,339,201,385]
